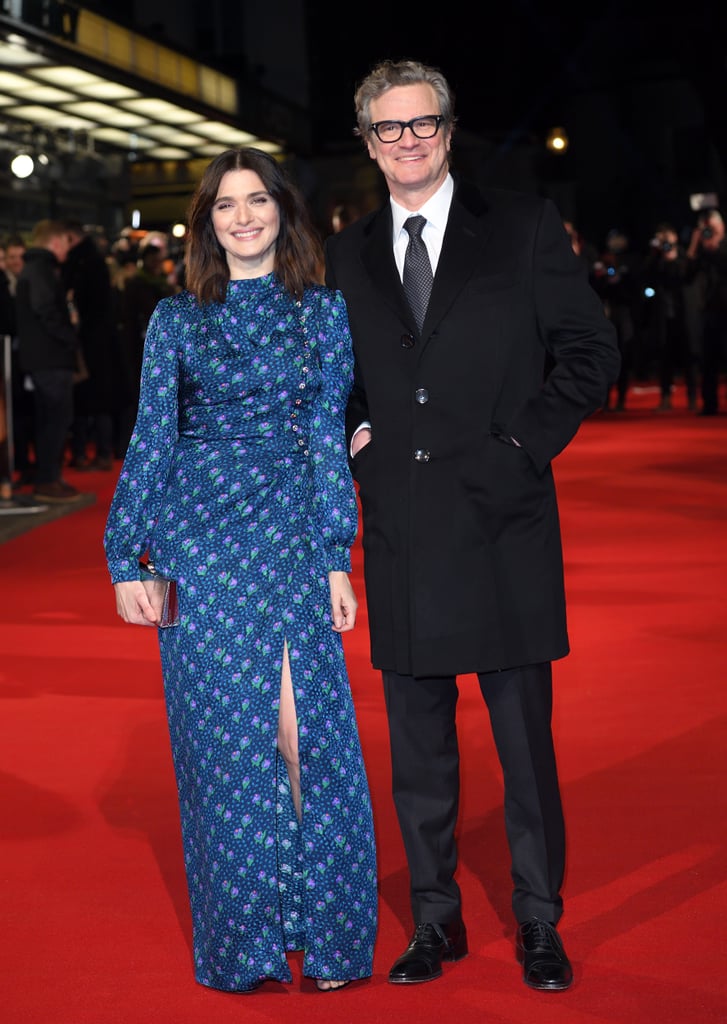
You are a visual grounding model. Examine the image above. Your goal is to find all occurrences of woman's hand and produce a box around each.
[113,581,160,627]
[328,571,358,633]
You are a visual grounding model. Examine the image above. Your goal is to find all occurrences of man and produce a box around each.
[0,241,16,505]
[4,234,26,293]
[590,227,644,412]
[685,208,727,416]
[2,234,35,488]
[63,220,117,471]
[325,59,619,992]
[644,223,696,412]
[117,243,175,424]
[16,219,84,502]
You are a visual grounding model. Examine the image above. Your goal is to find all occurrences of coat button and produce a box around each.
[400,333,415,348]
[415,388,429,404]
[413,448,431,462]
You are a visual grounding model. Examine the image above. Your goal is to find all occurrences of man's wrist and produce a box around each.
[350,422,372,457]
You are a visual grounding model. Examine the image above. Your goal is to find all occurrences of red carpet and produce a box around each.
[1,383,726,1023]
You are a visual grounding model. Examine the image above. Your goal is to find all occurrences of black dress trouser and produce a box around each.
[382,661,565,927]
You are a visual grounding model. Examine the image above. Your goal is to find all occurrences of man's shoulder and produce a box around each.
[17,247,52,271]
[454,178,549,218]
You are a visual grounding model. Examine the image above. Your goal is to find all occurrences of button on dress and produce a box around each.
[104,274,377,990]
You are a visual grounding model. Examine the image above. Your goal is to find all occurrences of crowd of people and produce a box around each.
[0,223,180,509]
[2,203,725,513]
[565,208,727,414]
[0,55,725,999]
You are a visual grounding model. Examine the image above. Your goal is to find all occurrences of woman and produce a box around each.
[104,148,377,993]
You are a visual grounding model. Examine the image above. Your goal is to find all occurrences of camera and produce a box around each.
[650,237,674,253]
[702,226,714,239]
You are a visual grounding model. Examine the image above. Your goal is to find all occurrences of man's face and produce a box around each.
[49,234,71,264]
[366,83,452,205]
[5,245,25,277]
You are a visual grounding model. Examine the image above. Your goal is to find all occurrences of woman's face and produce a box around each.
[211,168,280,278]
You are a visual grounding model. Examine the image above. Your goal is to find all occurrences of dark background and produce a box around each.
[85,1,727,248]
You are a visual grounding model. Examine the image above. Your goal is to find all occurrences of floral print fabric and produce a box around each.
[104,274,377,990]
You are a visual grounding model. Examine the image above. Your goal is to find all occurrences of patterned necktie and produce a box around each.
[403,215,433,332]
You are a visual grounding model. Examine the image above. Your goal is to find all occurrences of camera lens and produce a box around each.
[702,226,714,239]
[661,241,673,252]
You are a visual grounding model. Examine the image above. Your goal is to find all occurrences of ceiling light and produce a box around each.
[145,146,193,160]
[9,105,96,130]
[0,37,282,165]
[92,127,156,150]
[62,101,149,128]
[189,121,257,144]
[10,152,35,178]
[0,71,29,91]
[121,98,202,124]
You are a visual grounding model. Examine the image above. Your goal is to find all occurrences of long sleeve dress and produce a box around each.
[104,273,378,991]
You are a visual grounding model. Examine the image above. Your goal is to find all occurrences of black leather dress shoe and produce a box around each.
[389,920,468,984]
[516,918,573,991]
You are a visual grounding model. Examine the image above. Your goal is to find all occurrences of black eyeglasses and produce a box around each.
[369,115,445,143]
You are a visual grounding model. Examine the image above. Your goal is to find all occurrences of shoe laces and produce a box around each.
[410,923,444,947]
[523,918,562,953]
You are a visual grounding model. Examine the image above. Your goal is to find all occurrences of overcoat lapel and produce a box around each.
[421,185,492,338]
[360,206,412,326]
[360,184,497,339]
[358,181,495,339]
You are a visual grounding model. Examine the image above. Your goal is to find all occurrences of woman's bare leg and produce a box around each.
[277,641,301,821]
[277,644,349,990]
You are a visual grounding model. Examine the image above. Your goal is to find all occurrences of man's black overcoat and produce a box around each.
[325,179,620,677]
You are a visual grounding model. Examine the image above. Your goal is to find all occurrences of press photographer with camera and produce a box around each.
[685,208,727,416]
[590,228,645,411]
[644,223,696,411]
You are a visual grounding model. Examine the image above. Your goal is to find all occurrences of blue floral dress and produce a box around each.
[104,274,377,991]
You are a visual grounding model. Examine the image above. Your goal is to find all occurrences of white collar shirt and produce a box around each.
[391,173,454,280]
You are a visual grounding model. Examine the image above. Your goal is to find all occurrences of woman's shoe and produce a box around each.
[315,979,351,992]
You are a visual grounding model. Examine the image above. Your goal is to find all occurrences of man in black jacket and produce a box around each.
[685,208,727,415]
[16,219,84,502]
[63,221,117,470]
[325,59,619,992]
[0,242,16,505]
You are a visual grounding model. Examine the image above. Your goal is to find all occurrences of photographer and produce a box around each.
[644,223,695,411]
[685,208,727,415]
[591,228,645,411]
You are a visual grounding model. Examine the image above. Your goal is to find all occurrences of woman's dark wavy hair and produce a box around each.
[185,147,323,304]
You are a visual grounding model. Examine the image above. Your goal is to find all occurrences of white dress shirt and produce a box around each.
[391,173,454,280]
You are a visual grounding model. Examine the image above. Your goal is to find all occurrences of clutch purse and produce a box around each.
[138,560,179,628]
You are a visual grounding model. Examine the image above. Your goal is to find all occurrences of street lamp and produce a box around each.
[546,127,569,154]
